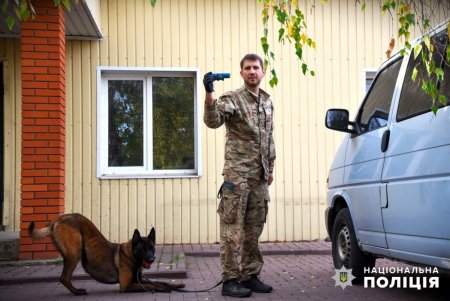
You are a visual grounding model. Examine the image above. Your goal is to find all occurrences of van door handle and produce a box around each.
[381,130,390,152]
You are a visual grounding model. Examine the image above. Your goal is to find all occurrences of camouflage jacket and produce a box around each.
[204,86,276,180]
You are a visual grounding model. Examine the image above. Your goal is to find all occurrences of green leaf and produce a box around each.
[422,18,430,30]
[438,95,447,105]
[406,13,415,25]
[295,47,302,60]
[261,37,269,54]
[269,69,278,87]
[278,28,285,42]
[310,70,315,76]
[421,80,432,95]
[431,105,438,115]
[428,83,438,100]
[390,0,396,9]
[423,35,431,51]
[276,10,287,23]
[435,67,444,81]
[411,67,418,82]
[62,0,70,11]
[150,0,157,7]
[6,16,15,30]
[19,0,27,12]
[269,75,278,87]
[361,2,366,11]
[424,60,432,77]
[21,8,30,21]
[301,63,307,75]
[421,49,427,61]
[413,43,422,59]
[405,41,411,50]
[262,7,268,17]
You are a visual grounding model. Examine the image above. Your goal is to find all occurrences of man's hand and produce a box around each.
[268,173,273,185]
[203,72,215,93]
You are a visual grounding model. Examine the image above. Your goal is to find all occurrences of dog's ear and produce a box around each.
[132,229,141,245]
[148,227,155,243]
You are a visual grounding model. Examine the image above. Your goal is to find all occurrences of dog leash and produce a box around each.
[136,269,223,293]
[173,279,223,293]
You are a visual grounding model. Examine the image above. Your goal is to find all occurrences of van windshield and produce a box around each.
[357,58,402,134]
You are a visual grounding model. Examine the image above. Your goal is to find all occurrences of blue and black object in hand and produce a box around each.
[211,73,231,81]
[203,72,231,93]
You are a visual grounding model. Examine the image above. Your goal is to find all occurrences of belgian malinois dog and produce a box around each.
[28,213,185,295]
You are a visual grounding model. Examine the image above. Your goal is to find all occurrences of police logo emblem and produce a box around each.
[332,267,356,290]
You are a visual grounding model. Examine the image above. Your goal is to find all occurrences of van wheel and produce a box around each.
[331,208,376,281]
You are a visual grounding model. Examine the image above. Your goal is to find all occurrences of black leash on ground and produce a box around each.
[173,279,223,293]
[136,269,223,293]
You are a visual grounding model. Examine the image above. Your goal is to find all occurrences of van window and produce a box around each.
[357,58,402,134]
[441,54,450,102]
[397,30,449,121]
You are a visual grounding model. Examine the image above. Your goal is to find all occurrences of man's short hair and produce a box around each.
[240,54,264,70]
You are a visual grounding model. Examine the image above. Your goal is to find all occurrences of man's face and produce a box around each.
[240,60,265,88]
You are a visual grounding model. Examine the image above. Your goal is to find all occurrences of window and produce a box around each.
[397,29,449,121]
[363,69,378,93]
[356,58,402,134]
[97,67,201,178]
[442,55,450,101]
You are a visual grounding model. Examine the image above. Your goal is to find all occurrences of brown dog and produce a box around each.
[28,213,185,295]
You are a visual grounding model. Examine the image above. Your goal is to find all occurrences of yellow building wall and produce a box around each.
[0,39,21,232]
[1,0,446,243]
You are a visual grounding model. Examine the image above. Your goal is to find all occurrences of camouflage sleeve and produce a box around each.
[268,105,276,173]
[203,94,235,129]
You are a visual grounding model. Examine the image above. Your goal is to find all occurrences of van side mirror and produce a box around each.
[325,109,356,134]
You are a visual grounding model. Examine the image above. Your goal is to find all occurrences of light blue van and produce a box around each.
[324,20,450,280]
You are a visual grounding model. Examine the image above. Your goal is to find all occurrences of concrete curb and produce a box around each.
[0,257,63,267]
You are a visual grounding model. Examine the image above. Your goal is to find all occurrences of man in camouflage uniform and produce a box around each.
[203,54,276,298]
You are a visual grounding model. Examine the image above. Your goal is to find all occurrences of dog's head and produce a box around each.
[132,227,156,269]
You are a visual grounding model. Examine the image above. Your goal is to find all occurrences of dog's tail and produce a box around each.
[28,222,52,240]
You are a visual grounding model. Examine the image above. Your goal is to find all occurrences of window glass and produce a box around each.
[108,80,144,167]
[152,77,195,170]
[442,58,450,103]
[357,58,402,134]
[439,31,449,105]
[397,30,448,121]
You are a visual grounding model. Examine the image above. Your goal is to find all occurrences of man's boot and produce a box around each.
[221,279,252,297]
[241,275,273,293]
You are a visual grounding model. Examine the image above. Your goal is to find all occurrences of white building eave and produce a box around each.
[0,0,102,40]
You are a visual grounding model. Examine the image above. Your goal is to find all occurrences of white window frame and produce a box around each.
[363,68,378,93]
[96,66,202,179]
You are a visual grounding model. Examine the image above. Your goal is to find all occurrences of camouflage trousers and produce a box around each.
[218,175,269,282]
